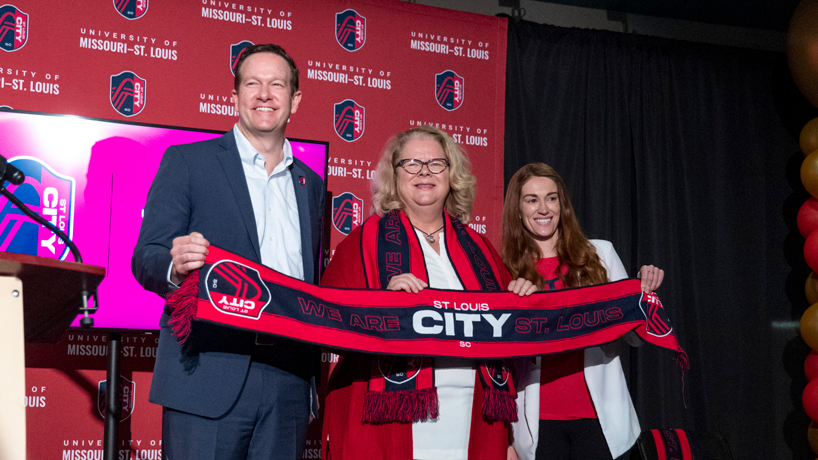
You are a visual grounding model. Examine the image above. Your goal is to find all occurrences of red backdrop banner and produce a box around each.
[7,0,507,457]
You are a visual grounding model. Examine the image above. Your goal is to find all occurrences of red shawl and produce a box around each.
[321,211,512,460]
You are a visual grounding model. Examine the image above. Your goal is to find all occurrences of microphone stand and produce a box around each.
[0,158,118,460]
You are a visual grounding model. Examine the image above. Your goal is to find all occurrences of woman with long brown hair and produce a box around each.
[503,163,663,460]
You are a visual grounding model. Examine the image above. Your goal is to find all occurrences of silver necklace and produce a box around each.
[414,224,444,244]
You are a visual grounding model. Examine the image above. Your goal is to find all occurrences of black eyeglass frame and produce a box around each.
[395,158,450,175]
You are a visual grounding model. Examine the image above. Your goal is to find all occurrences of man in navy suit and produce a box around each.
[132,44,324,460]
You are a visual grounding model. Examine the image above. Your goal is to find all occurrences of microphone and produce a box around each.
[0,155,25,185]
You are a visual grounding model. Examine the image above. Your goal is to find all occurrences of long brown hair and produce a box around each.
[501,163,608,289]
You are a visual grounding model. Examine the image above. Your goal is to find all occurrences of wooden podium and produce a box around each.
[0,252,104,460]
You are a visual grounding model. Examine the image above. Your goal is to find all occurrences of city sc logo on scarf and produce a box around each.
[230,40,254,76]
[0,157,75,260]
[332,192,363,235]
[206,260,272,320]
[0,5,28,52]
[113,0,148,20]
[335,9,365,52]
[435,70,464,111]
[110,71,146,117]
[97,376,135,421]
[334,99,365,142]
[639,292,673,337]
[378,356,424,386]
[483,360,511,387]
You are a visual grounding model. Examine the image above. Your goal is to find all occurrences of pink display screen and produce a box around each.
[0,110,328,331]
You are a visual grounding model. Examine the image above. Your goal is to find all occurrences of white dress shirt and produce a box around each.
[232,125,304,280]
[167,125,303,287]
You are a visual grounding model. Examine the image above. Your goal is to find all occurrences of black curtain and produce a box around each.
[504,18,818,459]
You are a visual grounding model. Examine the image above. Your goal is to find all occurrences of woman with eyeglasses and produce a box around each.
[503,163,664,460]
[321,126,535,460]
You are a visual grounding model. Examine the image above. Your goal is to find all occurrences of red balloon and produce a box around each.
[803,378,818,420]
[806,232,818,273]
[807,351,818,380]
[801,199,818,238]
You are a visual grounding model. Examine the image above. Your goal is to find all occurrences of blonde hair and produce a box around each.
[370,125,476,222]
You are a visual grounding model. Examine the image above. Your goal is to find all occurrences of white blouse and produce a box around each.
[412,229,475,460]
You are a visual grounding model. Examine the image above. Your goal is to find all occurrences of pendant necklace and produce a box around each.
[413,224,445,244]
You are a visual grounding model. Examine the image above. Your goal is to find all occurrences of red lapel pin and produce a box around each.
[299,176,306,186]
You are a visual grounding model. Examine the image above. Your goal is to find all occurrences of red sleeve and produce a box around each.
[480,234,514,289]
[319,226,368,289]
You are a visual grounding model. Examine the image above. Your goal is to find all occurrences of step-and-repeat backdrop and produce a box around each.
[1,0,508,457]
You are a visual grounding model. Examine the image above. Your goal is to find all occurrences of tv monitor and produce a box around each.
[0,109,328,331]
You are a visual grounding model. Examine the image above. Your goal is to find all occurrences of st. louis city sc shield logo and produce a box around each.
[378,356,424,387]
[332,192,363,235]
[206,260,272,320]
[97,376,136,421]
[435,70,464,111]
[483,360,511,387]
[110,71,146,117]
[639,292,673,338]
[0,157,75,260]
[230,40,254,76]
[0,5,28,52]
[113,0,148,20]
[335,9,365,52]
[334,99,365,142]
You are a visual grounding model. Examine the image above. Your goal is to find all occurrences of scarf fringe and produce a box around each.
[362,387,439,424]
[481,388,518,423]
[167,270,200,344]
[676,348,690,370]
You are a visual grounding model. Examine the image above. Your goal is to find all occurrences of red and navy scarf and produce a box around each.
[640,429,695,460]
[166,219,689,423]
[359,210,516,424]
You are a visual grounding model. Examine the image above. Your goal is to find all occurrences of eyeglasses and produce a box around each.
[396,158,450,175]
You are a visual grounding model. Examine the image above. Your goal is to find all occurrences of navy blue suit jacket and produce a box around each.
[132,130,324,418]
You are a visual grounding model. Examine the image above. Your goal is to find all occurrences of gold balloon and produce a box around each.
[802,303,818,350]
[804,119,818,155]
[788,0,818,108]
[808,273,818,305]
[809,421,818,454]
[802,151,818,198]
